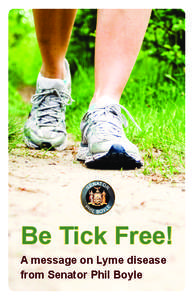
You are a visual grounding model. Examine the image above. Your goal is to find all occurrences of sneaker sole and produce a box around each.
[24,135,67,151]
[77,144,143,170]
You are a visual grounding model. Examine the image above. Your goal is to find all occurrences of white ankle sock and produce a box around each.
[37,59,70,91]
[89,96,118,110]
[37,73,66,91]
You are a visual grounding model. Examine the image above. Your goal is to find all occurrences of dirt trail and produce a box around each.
[8,87,185,291]
[8,135,185,291]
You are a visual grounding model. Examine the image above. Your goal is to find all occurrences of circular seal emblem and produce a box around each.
[81,180,115,215]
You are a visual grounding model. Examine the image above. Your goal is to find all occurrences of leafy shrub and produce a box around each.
[142,9,185,75]
[66,9,97,73]
[8,9,41,87]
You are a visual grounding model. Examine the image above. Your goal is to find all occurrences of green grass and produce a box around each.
[122,57,185,179]
[8,55,185,180]
[8,84,31,152]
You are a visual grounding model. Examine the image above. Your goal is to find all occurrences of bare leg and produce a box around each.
[33,9,77,79]
[91,9,151,105]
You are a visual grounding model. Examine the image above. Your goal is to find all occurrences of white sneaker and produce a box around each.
[77,103,143,169]
[24,59,73,150]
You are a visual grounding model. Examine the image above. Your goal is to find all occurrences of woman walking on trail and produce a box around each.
[24,9,151,169]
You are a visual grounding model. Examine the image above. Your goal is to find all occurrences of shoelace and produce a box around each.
[86,103,141,138]
[117,103,142,131]
[31,89,74,127]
